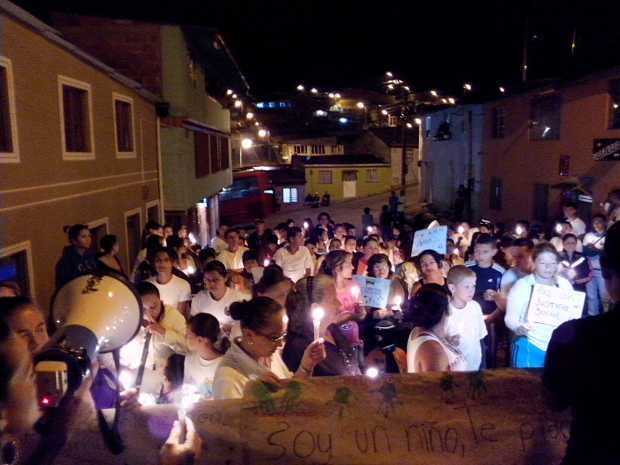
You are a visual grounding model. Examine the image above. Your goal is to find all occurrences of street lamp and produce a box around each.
[258,129,268,138]
[430,90,438,97]
[232,93,238,99]
[297,84,305,91]
[226,89,233,95]
[310,88,318,94]
[246,112,254,120]
[356,102,365,109]
[385,71,393,78]
[240,138,253,167]
[464,83,472,91]
[234,100,242,108]
[381,109,388,115]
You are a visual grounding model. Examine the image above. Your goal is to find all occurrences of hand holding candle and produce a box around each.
[392,295,403,312]
[311,306,325,341]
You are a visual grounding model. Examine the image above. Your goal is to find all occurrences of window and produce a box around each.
[220,136,230,169]
[282,187,298,203]
[492,107,505,139]
[0,57,19,162]
[194,132,211,178]
[366,169,379,183]
[210,135,220,173]
[388,115,398,127]
[311,144,325,154]
[530,94,561,140]
[58,76,95,159]
[146,201,160,223]
[533,183,550,222]
[124,209,142,267]
[0,241,34,299]
[113,93,135,157]
[318,170,332,184]
[489,177,502,210]
[608,79,620,129]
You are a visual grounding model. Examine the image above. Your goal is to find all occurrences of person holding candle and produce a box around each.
[505,243,573,368]
[273,227,314,283]
[283,274,363,376]
[212,297,326,400]
[353,236,381,275]
[410,249,448,296]
[583,214,610,316]
[253,264,294,307]
[559,234,591,294]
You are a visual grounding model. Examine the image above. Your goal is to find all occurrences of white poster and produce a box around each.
[527,283,585,327]
[353,275,392,308]
[411,225,448,256]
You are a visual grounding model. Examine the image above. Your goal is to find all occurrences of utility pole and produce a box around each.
[400,92,409,198]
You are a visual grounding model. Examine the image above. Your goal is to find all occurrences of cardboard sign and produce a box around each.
[352,275,392,308]
[412,225,448,256]
[117,370,569,465]
[527,284,586,327]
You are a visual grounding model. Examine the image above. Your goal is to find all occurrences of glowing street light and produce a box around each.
[448,97,456,104]
[464,83,472,91]
[338,117,348,124]
[310,88,318,94]
[385,71,393,78]
[430,90,438,97]
[315,110,327,116]
[328,92,335,98]
[232,93,238,99]
[414,118,422,125]
[241,138,254,150]
[334,93,342,99]
[246,112,254,120]
[234,100,242,108]
[406,122,413,128]
[297,84,305,91]
[226,89,233,95]
[441,98,448,104]
[356,102,365,109]
[381,109,388,115]
[365,367,379,379]
[254,121,260,126]
[258,129,268,138]
[499,86,506,93]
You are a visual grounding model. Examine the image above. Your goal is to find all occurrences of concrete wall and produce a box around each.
[0,14,159,309]
[481,75,620,223]
[305,165,391,201]
[419,104,485,217]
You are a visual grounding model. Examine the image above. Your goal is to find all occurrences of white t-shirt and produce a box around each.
[211,236,228,255]
[190,287,251,324]
[500,267,528,295]
[148,275,191,308]
[550,236,583,253]
[184,352,222,399]
[443,300,487,371]
[568,217,586,237]
[273,246,314,282]
[213,339,292,399]
[217,246,248,271]
[583,231,605,270]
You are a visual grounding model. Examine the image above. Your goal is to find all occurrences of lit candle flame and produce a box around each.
[311,306,325,341]
[263,259,270,267]
[365,367,379,379]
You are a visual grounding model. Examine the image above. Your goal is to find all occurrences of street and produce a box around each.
[263,183,420,230]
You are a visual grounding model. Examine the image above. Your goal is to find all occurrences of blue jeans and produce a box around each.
[586,270,610,316]
[511,337,546,368]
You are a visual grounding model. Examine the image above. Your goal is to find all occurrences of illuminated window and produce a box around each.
[283,187,298,203]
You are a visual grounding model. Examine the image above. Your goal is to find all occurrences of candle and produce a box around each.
[303,221,309,230]
[178,384,200,422]
[186,265,195,275]
[366,226,373,234]
[457,225,465,235]
[555,223,563,234]
[188,232,197,245]
[365,366,379,379]
[311,306,325,341]
[351,285,360,301]
[263,258,270,267]
[515,225,524,236]
[393,296,403,312]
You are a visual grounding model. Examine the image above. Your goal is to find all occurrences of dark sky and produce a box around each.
[14,0,620,97]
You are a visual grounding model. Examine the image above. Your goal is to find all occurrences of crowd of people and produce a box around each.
[2,190,620,464]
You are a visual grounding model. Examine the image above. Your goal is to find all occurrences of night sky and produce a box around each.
[13,1,620,98]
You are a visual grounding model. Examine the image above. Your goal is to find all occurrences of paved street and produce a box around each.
[263,183,420,229]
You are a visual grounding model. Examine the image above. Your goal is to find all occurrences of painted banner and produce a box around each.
[412,225,448,256]
[527,283,586,327]
[352,275,392,308]
[118,369,569,465]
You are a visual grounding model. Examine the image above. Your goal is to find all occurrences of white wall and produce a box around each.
[418,104,485,217]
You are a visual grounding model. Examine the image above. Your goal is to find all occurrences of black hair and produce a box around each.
[163,353,184,390]
[364,207,371,214]
[166,235,184,249]
[602,221,620,279]
[344,235,357,244]
[65,223,89,242]
[318,212,331,220]
[254,264,287,295]
[145,220,162,232]
[188,313,221,344]
[203,260,227,277]
[135,281,160,298]
[275,222,289,232]
[145,235,164,258]
[151,246,178,262]
[367,253,393,278]
[0,296,36,322]
[513,238,535,250]
[0,319,13,404]
[99,234,118,254]
[473,233,497,248]
[255,219,265,225]
[499,235,514,249]
[198,247,217,263]
[409,284,450,330]
[225,228,240,238]
[287,227,302,239]
[319,250,350,277]
[229,296,283,332]
[305,237,318,247]
[563,202,578,210]
[592,214,607,222]
[415,249,444,267]
[242,250,258,263]
[562,233,578,243]
[362,236,379,248]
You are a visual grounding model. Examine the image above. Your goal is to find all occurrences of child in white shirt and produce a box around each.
[443,265,488,371]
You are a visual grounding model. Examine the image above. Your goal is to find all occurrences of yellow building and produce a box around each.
[295,155,391,201]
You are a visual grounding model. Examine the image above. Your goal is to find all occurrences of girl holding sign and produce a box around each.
[505,243,573,368]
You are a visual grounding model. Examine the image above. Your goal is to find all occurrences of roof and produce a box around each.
[292,154,389,166]
[267,167,306,185]
[370,127,419,148]
[0,0,161,104]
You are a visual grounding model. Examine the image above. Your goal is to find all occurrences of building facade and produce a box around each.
[418,104,485,217]
[481,70,620,223]
[51,14,245,244]
[0,1,161,308]
[281,136,345,162]
[294,155,391,202]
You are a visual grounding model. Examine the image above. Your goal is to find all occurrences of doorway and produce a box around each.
[342,170,357,199]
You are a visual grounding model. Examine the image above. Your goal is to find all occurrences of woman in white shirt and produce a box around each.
[212,297,326,400]
[505,243,573,368]
[190,261,251,334]
[184,313,227,399]
[407,284,467,373]
[147,248,192,318]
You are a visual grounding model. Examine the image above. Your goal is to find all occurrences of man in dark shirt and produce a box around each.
[544,221,620,465]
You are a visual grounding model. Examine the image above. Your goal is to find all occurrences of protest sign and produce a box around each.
[527,284,586,327]
[118,369,569,465]
[412,225,448,256]
[352,275,392,308]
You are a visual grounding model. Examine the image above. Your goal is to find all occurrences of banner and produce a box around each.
[412,225,448,256]
[352,275,392,308]
[119,370,569,465]
[527,284,585,327]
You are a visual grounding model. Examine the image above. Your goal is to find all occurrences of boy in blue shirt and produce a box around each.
[467,234,505,368]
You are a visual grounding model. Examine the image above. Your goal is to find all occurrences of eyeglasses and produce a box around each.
[256,331,287,343]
